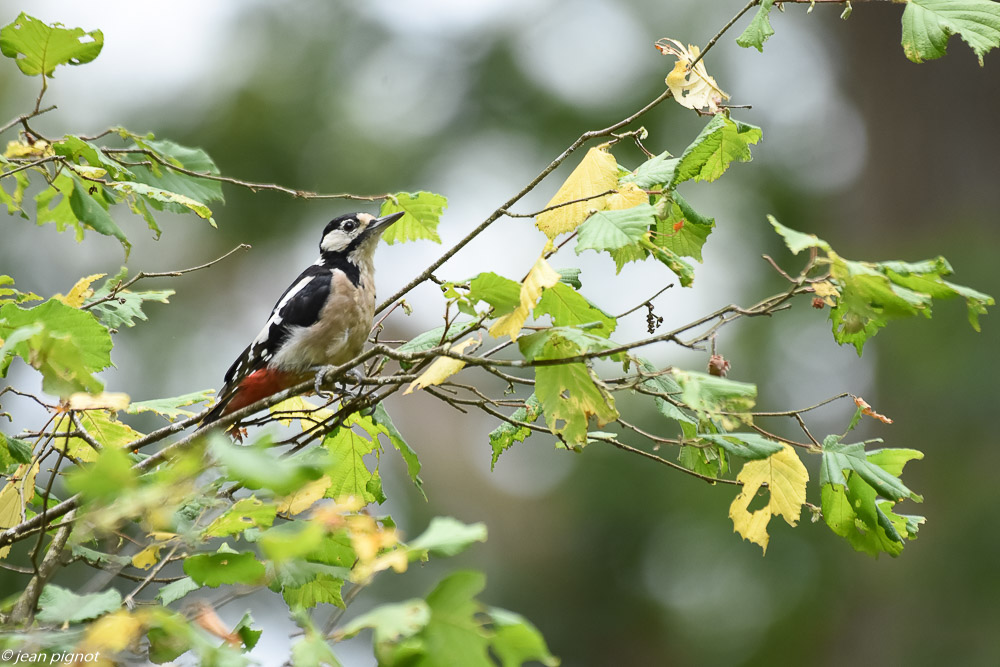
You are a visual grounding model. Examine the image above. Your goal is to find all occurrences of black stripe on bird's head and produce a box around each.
[320,211,404,255]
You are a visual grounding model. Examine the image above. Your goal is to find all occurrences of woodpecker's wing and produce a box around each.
[222,264,333,387]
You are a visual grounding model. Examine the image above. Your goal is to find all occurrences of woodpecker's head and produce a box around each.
[319,211,403,261]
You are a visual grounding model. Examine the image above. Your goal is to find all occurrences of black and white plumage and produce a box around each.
[202,211,403,425]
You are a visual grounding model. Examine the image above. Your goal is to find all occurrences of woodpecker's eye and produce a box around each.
[342,219,358,232]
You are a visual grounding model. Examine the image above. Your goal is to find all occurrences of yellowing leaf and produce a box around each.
[277,474,333,515]
[536,147,618,239]
[4,139,51,158]
[657,38,730,113]
[0,462,39,559]
[54,410,143,462]
[68,391,130,411]
[404,337,480,394]
[813,280,839,306]
[605,182,649,211]
[55,273,106,307]
[489,255,561,341]
[82,610,147,653]
[728,444,808,554]
[270,395,335,429]
[131,543,163,570]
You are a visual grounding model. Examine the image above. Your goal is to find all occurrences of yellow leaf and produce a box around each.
[54,273,106,308]
[404,337,480,394]
[54,410,143,463]
[489,255,561,341]
[657,38,730,113]
[728,444,808,554]
[131,543,162,570]
[536,147,619,239]
[4,139,51,158]
[812,280,839,306]
[605,182,649,211]
[68,391,130,411]
[270,395,334,429]
[0,462,39,559]
[277,474,332,515]
[82,610,147,653]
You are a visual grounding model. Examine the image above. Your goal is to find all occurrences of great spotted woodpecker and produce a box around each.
[202,211,403,425]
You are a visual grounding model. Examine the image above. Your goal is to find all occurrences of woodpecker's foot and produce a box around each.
[313,366,363,401]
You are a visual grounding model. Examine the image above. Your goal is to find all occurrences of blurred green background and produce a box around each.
[2,1,998,665]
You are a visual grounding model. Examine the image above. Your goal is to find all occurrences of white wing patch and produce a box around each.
[251,275,313,347]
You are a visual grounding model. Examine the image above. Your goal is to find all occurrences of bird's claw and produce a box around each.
[312,366,363,403]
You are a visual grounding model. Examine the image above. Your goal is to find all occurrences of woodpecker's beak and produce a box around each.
[367,211,404,236]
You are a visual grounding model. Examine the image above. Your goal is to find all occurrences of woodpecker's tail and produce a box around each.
[201,368,305,426]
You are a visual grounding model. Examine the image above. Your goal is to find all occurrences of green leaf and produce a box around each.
[556,267,582,289]
[259,521,327,563]
[0,433,33,465]
[35,585,120,624]
[535,282,617,338]
[467,272,521,316]
[653,191,714,262]
[574,204,655,254]
[489,394,542,470]
[621,151,679,189]
[820,438,923,502]
[128,389,215,421]
[530,335,618,447]
[488,607,560,667]
[695,432,784,460]
[35,173,83,238]
[0,299,113,396]
[283,573,346,610]
[156,576,200,606]
[643,240,696,287]
[64,444,137,503]
[233,613,262,651]
[128,139,225,210]
[211,434,324,496]
[369,403,423,492]
[323,420,381,504]
[0,13,103,77]
[380,191,447,245]
[108,181,215,224]
[901,0,1000,65]
[821,436,924,558]
[769,218,993,352]
[408,571,494,667]
[674,115,762,185]
[70,544,131,569]
[84,268,174,329]
[291,633,343,667]
[52,135,133,179]
[768,215,832,254]
[0,165,30,218]
[407,517,487,559]
[54,409,143,463]
[69,174,131,257]
[396,320,480,370]
[183,543,266,587]
[736,0,777,52]
[338,599,431,645]
[146,610,196,664]
[202,496,278,538]
[672,369,756,427]
[517,326,619,362]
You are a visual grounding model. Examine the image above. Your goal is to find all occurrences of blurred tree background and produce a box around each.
[2,1,997,664]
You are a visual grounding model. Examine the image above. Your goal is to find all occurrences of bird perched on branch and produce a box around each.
[202,211,403,426]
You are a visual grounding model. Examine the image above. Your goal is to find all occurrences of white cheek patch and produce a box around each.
[321,229,352,252]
